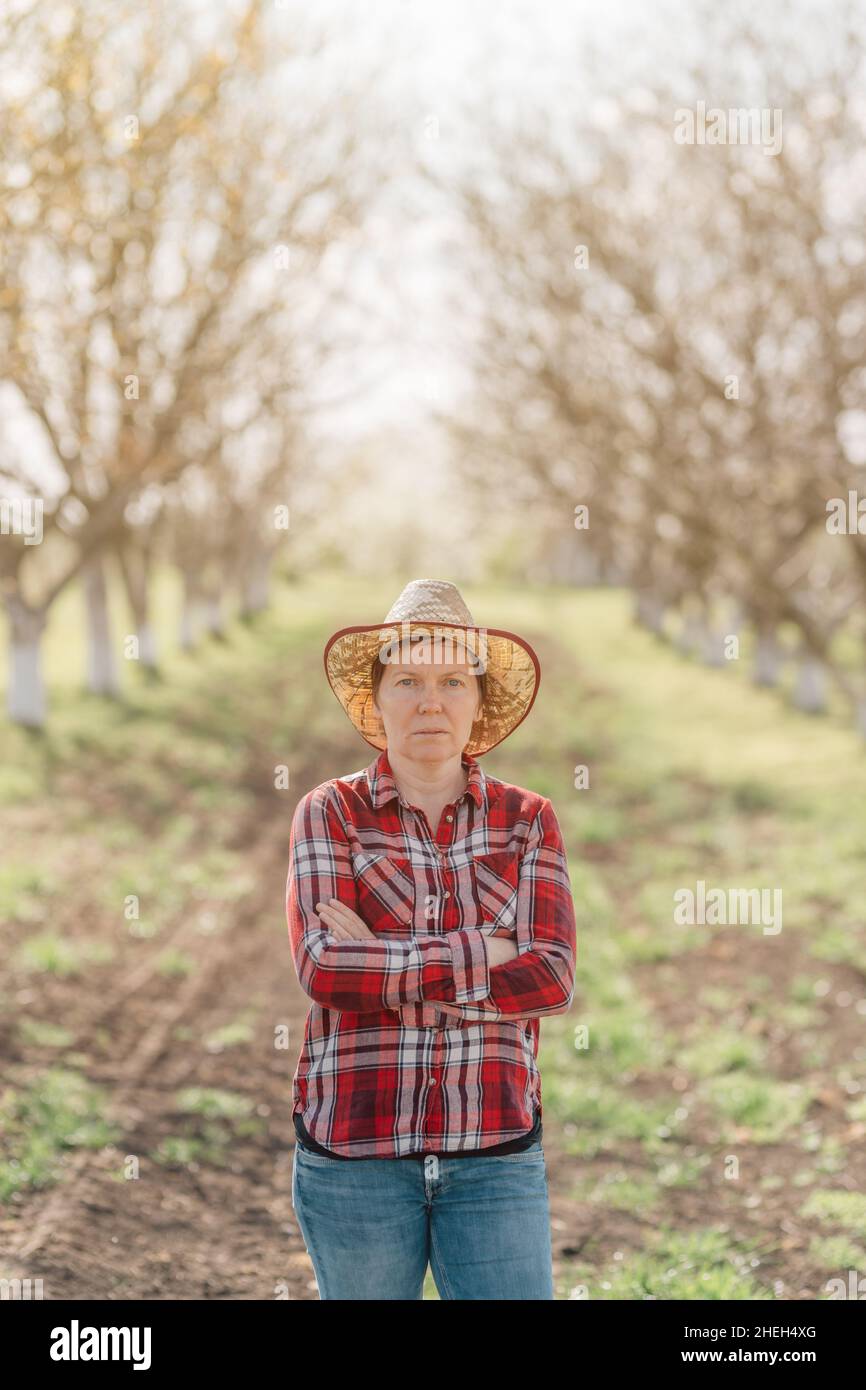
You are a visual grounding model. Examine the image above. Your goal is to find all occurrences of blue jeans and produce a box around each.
[291,1136,554,1299]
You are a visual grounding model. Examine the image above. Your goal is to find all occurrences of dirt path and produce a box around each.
[2,758,334,1299]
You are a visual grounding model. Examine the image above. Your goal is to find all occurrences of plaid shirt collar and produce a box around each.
[367,747,490,812]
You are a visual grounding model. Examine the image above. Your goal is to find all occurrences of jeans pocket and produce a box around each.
[295,1137,348,1166]
[491,1139,544,1161]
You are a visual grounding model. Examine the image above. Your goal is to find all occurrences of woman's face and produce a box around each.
[373,656,482,763]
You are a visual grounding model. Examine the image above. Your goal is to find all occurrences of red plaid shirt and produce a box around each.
[285,748,577,1158]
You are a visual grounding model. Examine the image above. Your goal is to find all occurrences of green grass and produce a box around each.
[204,1015,257,1052]
[558,1225,774,1300]
[0,863,58,921]
[174,1087,255,1120]
[677,1029,768,1078]
[808,1234,866,1272]
[149,1087,264,1170]
[0,1068,120,1200]
[14,933,115,976]
[699,1074,814,1143]
[17,1019,76,1048]
[154,948,196,977]
[801,1191,866,1241]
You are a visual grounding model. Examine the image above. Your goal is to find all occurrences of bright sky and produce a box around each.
[281,0,660,572]
[299,0,654,441]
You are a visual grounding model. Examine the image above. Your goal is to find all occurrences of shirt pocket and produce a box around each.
[352,851,415,931]
[471,850,520,935]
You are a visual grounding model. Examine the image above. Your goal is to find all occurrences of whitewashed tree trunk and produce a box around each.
[138,621,158,668]
[179,601,195,649]
[701,626,728,666]
[678,608,706,655]
[727,602,744,635]
[179,572,203,650]
[83,555,120,696]
[711,601,743,665]
[753,625,783,687]
[241,549,271,616]
[792,653,827,713]
[5,596,48,727]
[203,592,224,636]
[116,542,159,672]
[634,590,666,635]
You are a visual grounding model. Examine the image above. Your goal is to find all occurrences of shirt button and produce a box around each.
[445,814,453,823]
[429,1077,437,1086]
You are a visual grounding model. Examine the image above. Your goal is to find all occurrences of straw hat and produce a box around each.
[323,579,541,757]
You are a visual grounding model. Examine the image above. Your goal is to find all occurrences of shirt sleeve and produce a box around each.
[426,797,577,1023]
[286,784,491,1012]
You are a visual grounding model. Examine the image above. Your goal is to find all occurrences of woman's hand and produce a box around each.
[316,898,377,940]
[485,931,519,967]
[316,899,518,966]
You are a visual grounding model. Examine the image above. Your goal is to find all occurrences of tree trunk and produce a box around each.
[82,554,120,696]
[792,653,827,714]
[752,623,783,687]
[677,604,706,655]
[179,571,204,650]
[726,601,744,634]
[240,549,272,617]
[634,589,666,636]
[701,626,728,666]
[5,595,48,728]
[115,539,159,672]
[202,591,225,637]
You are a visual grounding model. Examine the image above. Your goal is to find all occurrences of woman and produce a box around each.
[285,578,577,1300]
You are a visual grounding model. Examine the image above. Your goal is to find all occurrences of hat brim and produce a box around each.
[323,621,541,757]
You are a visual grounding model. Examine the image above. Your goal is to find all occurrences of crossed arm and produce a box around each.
[285,784,577,1021]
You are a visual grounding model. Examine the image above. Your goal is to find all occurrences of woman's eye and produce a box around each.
[395,676,464,687]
